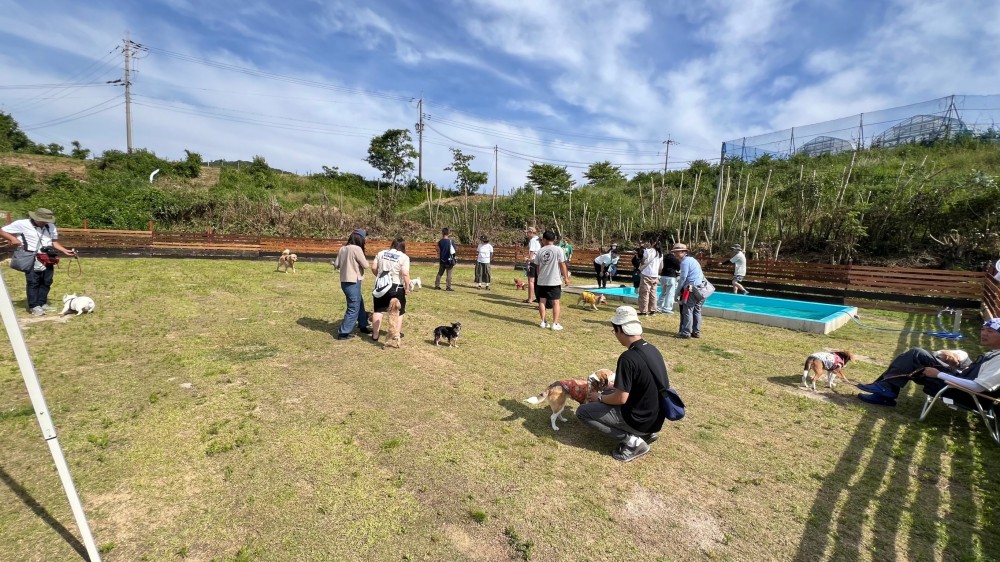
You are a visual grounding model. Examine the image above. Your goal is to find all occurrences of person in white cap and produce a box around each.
[857,318,1000,407]
[576,305,670,462]
[0,208,77,315]
[729,244,749,295]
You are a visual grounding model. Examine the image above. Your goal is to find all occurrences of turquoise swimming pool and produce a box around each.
[589,286,857,334]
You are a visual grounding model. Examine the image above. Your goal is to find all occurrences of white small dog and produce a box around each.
[60,294,95,316]
[409,277,422,291]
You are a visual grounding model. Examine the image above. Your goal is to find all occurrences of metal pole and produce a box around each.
[0,273,102,561]
[124,33,133,154]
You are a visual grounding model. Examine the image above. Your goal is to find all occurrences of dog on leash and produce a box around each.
[514,278,527,290]
[276,249,298,273]
[433,322,462,347]
[525,368,616,431]
[802,350,854,391]
[60,294,95,316]
[383,298,402,348]
[576,291,607,311]
[408,277,422,291]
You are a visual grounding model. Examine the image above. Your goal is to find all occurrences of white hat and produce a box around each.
[610,305,642,336]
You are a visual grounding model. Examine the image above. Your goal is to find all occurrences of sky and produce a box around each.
[1,0,998,193]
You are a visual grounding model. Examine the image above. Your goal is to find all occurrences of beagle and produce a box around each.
[525,369,616,430]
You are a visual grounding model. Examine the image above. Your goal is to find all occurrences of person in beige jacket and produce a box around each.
[333,229,372,340]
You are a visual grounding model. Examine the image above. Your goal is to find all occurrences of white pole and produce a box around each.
[0,273,102,562]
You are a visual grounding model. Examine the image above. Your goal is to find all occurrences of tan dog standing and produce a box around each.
[277,249,298,273]
[383,298,402,348]
[525,368,616,430]
[577,291,608,311]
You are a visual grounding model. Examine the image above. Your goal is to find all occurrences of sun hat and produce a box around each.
[610,305,643,336]
[670,243,688,253]
[984,318,1000,334]
[732,244,742,250]
[29,208,55,223]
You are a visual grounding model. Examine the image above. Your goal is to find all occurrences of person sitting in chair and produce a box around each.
[857,318,1000,407]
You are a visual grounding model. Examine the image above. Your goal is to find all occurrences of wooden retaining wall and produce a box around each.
[1,226,992,308]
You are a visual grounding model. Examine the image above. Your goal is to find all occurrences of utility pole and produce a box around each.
[417,98,424,189]
[124,32,133,153]
[118,33,146,154]
[662,138,675,176]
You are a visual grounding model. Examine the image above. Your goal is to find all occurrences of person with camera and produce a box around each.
[1,208,77,315]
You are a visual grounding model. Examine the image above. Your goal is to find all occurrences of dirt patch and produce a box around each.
[0,154,87,180]
[442,523,507,561]
[19,315,70,327]
[621,487,726,553]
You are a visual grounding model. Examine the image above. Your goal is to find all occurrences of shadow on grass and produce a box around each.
[476,292,536,308]
[579,317,679,338]
[0,465,88,560]
[296,317,339,337]
[765,375,869,407]
[791,310,998,560]
[468,309,542,328]
[497,398,610,454]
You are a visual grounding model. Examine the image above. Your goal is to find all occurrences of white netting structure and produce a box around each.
[723,95,1000,161]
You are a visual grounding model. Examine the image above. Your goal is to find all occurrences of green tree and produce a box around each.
[526,163,574,197]
[45,143,64,156]
[365,129,417,188]
[70,140,91,160]
[445,148,488,197]
[366,129,418,219]
[0,112,36,153]
[584,161,625,185]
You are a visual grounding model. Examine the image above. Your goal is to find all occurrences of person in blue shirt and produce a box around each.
[672,243,708,339]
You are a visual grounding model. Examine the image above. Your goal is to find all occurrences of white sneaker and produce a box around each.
[540,321,549,329]
[551,323,563,331]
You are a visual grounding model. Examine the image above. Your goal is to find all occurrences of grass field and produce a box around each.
[0,258,998,561]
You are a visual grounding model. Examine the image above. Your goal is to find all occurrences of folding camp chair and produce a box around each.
[919,381,1000,446]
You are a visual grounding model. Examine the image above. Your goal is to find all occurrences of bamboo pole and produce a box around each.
[750,169,772,252]
[683,172,701,242]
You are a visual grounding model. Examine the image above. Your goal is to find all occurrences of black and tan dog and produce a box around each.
[802,350,854,392]
[433,322,462,347]
[525,368,616,431]
[576,291,607,311]
[276,249,298,273]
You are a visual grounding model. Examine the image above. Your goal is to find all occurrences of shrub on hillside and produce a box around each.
[0,165,39,200]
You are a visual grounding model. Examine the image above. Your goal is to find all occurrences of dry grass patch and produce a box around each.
[0,258,997,561]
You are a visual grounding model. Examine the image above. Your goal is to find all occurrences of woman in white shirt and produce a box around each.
[475,235,494,290]
[593,250,619,289]
[370,237,411,342]
[637,241,662,315]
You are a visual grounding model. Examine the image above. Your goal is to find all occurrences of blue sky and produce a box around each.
[1,0,998,192]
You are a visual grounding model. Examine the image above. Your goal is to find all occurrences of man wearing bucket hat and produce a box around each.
[671,243,708,339]
[0,208,77,315]
[857,319,1000,406]
[576,305,670,462]
[729,244,749,295]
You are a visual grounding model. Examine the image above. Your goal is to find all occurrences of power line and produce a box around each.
[21,96,124,130]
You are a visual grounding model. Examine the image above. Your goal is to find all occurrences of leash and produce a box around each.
[846,311,963,340]
[62,253,83,279]
[842,369,936,388]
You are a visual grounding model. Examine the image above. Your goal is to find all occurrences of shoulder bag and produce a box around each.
[10,234,37,272]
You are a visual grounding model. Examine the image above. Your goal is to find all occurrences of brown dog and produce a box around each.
[383,298,402,348]
[802,350,854,391]
[577,291,607,311]
[277,249,297,273]
[514,278,527,290]
[525,368,616,430]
